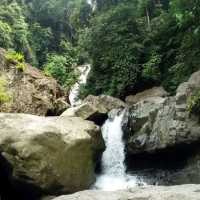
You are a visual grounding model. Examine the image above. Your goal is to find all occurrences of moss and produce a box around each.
[187,90,200,116]
[0,77,11,104]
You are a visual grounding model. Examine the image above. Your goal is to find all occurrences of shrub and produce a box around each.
[6,50,25,63]
[0,77,11,104]
[16,63,26,72]
[44,54,78,88]
[79,3,144,98]
[187,90,200,116]
[0,20,13,49]
[142,52,161,82]
[5,50,26,71]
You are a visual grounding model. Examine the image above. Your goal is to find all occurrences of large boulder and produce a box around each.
[125,86,169,105]
[0,48,69,116]
[83,95,126,112]
[0,113,105,196]
[62,103,99,120]
[124,70,200,155]
[52,184,200,200]
[62,95,126,125]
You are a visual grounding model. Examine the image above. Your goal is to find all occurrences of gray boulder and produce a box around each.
[0,113,105,194]
[124,70,200,154]
[83,95,126,111]
[125,86,169,105]
[62,95,126,125]
[52,184,200,200]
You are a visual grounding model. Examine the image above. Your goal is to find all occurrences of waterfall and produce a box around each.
[69,64,91,106]
[87,0,96,10]
[94,110,141,191]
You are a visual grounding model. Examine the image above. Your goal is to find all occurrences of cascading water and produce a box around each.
[68,64,145,190]
[94,110,142,191]
[69,64,91,106]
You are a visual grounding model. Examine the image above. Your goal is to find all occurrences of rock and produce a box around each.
[41,196,56,200]
[176,70,200,105]
[62,103,97,119]
[83,95,126,112]
[0,113,105,195]
[0,48,68,116]
[125,86,169,105]
[53,98,70,116]
[52,184,200,200]
[124,70,200,155]
[61,103,108,126]
[62,95,126,125]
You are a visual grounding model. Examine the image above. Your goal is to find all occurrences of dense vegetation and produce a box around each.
[0,0,91,88]
[0,0,200,98]
[80,0,200,98]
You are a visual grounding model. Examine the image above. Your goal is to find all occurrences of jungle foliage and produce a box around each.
[0,0,200,96]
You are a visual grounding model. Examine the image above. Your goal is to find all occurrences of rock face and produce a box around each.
[62,95,126,125]
[0,113,105,195]
[0,48,69,116]
[52,184,200,200]
[124,70,200,155]
[125,86,169,105]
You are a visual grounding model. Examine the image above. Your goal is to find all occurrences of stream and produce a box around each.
[69,64,91,106]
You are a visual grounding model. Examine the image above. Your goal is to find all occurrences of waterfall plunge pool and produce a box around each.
[67,64,195,191]
[93,110,146,191]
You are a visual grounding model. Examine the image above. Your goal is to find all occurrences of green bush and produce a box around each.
[142,52,161,82]
[187,90,200,116]
[6,50,25,63]
[80,3,144,98]
[0,20,13,49]
[44,54,78,88]
[0,77,11,104]
[16,62,26,72]
[5,50,26,71]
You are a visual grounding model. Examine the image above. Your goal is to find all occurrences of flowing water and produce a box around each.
[94,110,144,191]
[68,65,145,191]
[69,64,91,106]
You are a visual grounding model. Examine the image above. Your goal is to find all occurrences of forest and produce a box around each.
[1,1,200,200]
[0,0,200,98]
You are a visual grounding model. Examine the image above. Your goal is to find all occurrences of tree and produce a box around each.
[0,20,13,48]
[44,54,78,88]
[80,2,145,98]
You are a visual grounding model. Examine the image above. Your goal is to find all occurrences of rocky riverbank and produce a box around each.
[123,70,200,186]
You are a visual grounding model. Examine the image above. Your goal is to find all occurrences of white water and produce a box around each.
[69,64,91,106]
[68,64,145,190]
[87,0,96,10]
[94,110,143,191]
